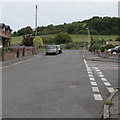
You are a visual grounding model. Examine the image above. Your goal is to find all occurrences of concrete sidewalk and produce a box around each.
[103,89,120,119]
[82,49,119,63]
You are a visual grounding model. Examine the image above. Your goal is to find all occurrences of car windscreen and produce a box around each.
[47,46,56,49]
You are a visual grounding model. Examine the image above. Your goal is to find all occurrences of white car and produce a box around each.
[46,45,59,55]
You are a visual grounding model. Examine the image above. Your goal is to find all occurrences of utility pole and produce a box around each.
[35,4,38,37]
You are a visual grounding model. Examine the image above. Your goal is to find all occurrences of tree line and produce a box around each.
[13,16,120,36]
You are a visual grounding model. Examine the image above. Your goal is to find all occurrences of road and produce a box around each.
[2,50,118,118]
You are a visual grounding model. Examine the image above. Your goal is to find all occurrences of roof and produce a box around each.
[0,23,12,31]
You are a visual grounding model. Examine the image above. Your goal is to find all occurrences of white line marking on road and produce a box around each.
[101,78,107,81]
[88,74,93,77]
[104,82,111,86]
[87,69,92,72]
[93,94,103,100]
[97,72,103,75]
[89,78,95,81]
[87,67,91,70]
[88,71,92,74]
[96,69,100,72]
[107,87,115,93]
[2,56,40,69]
[99,74,104,77]
[91,82,97,86]
[92,87,99,92]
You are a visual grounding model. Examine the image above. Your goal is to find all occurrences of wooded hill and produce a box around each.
[13,16,120,36]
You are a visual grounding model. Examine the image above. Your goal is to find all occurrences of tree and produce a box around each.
[33,36,43,47]
[17,26,33,36]
[21,35,34,46]
[55,32,73,44]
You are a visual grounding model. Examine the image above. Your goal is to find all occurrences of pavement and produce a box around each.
[82,49,119,63]
[82,49,119,119]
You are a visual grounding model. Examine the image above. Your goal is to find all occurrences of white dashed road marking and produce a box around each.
[88,72,92,74]
[96,69,101,72]
[88,74,93,77]
[99,75,104,77]
[91,82,97,86]
[89,77,95,81]
[104,82,111,86]
[97,72,103,75]
[92,87,99,92]
[93,94,103,100]
[107,87,115,93]
[101,78,107,81]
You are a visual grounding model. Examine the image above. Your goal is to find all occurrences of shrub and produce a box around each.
[55,32,73,44]
[100,44,115,52]
[33,36,43,47]
[89,44,101,52]
[42,37,56,45]
[21,35,34,46]
[64,42,84,49]
[104,44,115,49]
[115,37,120,41]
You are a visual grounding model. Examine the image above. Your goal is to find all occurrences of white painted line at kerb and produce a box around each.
[92,87,99,92]
[2,56,40,69]
[89,77,95,81]
[101,78,107,81]
[91,82,97,86]
[93,94,103,101]
[104,82,111,86]
[107,87,115,93]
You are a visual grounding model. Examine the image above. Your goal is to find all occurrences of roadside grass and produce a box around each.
[11,36,23,46]
[11,34,118,45]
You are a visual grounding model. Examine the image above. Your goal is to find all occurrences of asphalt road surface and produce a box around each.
[2,50,118,118]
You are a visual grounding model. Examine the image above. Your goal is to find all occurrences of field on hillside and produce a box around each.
[11,34,118,45]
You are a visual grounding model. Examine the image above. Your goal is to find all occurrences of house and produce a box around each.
[0,23,12,47]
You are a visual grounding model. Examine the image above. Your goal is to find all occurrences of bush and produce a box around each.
[55,32,73,44]
[33,36,43,47]
[64,42,84,49]
[42,37,56,45]
[89,44,101,52]
[104,44,115,49]
[21,35,34,46]
[115,37,120,41]
[100,44,115,52]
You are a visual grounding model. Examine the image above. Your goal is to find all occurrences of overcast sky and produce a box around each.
[0,1,119,31]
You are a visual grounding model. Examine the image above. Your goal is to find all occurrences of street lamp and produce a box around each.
[86,27,91,49]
